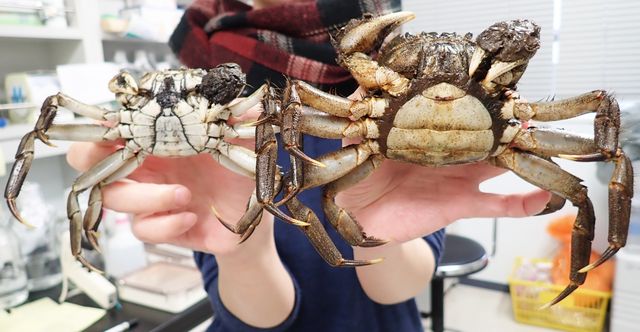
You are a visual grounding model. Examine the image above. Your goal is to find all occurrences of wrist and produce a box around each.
[215,220,296,328]
[214,215,283,273]
[353,239,435,304]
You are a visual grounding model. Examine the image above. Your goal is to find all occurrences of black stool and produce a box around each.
[429,234,489,332]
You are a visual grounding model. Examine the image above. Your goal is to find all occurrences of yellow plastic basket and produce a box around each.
[508,258,610,332]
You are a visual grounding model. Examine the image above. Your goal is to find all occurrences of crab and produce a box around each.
[225,12,633,306]
[3,65,294,270]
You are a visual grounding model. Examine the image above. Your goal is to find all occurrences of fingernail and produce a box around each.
[174,187,191,206]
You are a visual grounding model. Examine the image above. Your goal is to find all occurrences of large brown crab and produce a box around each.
[225,12,634,306]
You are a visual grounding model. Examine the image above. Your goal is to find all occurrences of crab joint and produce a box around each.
[375,67,410,97]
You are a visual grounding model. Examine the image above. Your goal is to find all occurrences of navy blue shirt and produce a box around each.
[195,136,445,331]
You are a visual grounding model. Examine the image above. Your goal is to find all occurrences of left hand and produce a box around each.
[337,159,551,244]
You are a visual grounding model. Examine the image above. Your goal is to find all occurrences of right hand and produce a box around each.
[66,113,273,258]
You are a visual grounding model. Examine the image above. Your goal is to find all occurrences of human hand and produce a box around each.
[337,160,551,244]
[66,108,273,259]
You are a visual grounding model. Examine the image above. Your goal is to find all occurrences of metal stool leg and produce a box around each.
[431,277,444,332]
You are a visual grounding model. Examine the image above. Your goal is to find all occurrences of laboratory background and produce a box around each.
[0,0,638,331]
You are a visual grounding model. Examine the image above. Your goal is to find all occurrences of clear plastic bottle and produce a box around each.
[103,211,147,278]
[0,217,29,309]
[10,183,62,291]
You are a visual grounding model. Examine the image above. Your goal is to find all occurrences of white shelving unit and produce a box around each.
[0,26,83,40]
[0,0,176,210]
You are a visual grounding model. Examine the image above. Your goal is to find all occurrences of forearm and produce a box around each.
[354,238,435,304]
[216,227,295,328]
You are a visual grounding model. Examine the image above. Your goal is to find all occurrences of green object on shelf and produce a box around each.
[0,13,42,26]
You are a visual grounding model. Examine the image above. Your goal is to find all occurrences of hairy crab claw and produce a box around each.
[468,19,541,90]
[335,11,416,55]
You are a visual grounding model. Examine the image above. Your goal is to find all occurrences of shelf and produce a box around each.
[101,34,169,46]
[0,25,82,41]
[0,118,92,164]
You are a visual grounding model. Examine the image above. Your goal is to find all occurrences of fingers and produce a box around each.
[471,189,552,218]
[131,212,198,244]
[102,182,192,214]
[469,162,509,181]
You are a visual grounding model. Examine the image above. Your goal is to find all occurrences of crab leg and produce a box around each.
[521,91,621,157]
[297,142,378,190]
[223,123,256,139]
[536,193,568,216]
[293,80,388,119]
[506,128,572,215]
[492,149,596,307]
[284,190,382,267]
[522,91,606,121]
[579,154,633,272]
[208,142,256,179]
[279,81,384,168]
[5,124,119,226]
[220,88,309,241]
[321,154,387,247]
[68,148,145,270]
[214,190,265,243]
[254,88,310,227]
[208,142,273,242]
[43,93,113,122]
[4,132,39,227]
[514,102,634,272]
[511,127,598,157]
[281,141,388,249]
[254,84,308,210]
[82,151,146,251]
[280,80,325,167]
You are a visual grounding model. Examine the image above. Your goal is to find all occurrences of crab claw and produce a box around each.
[335,11,416,55]
[108,71,138,95]
[471,19,540,87]
[483,59,528,84]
